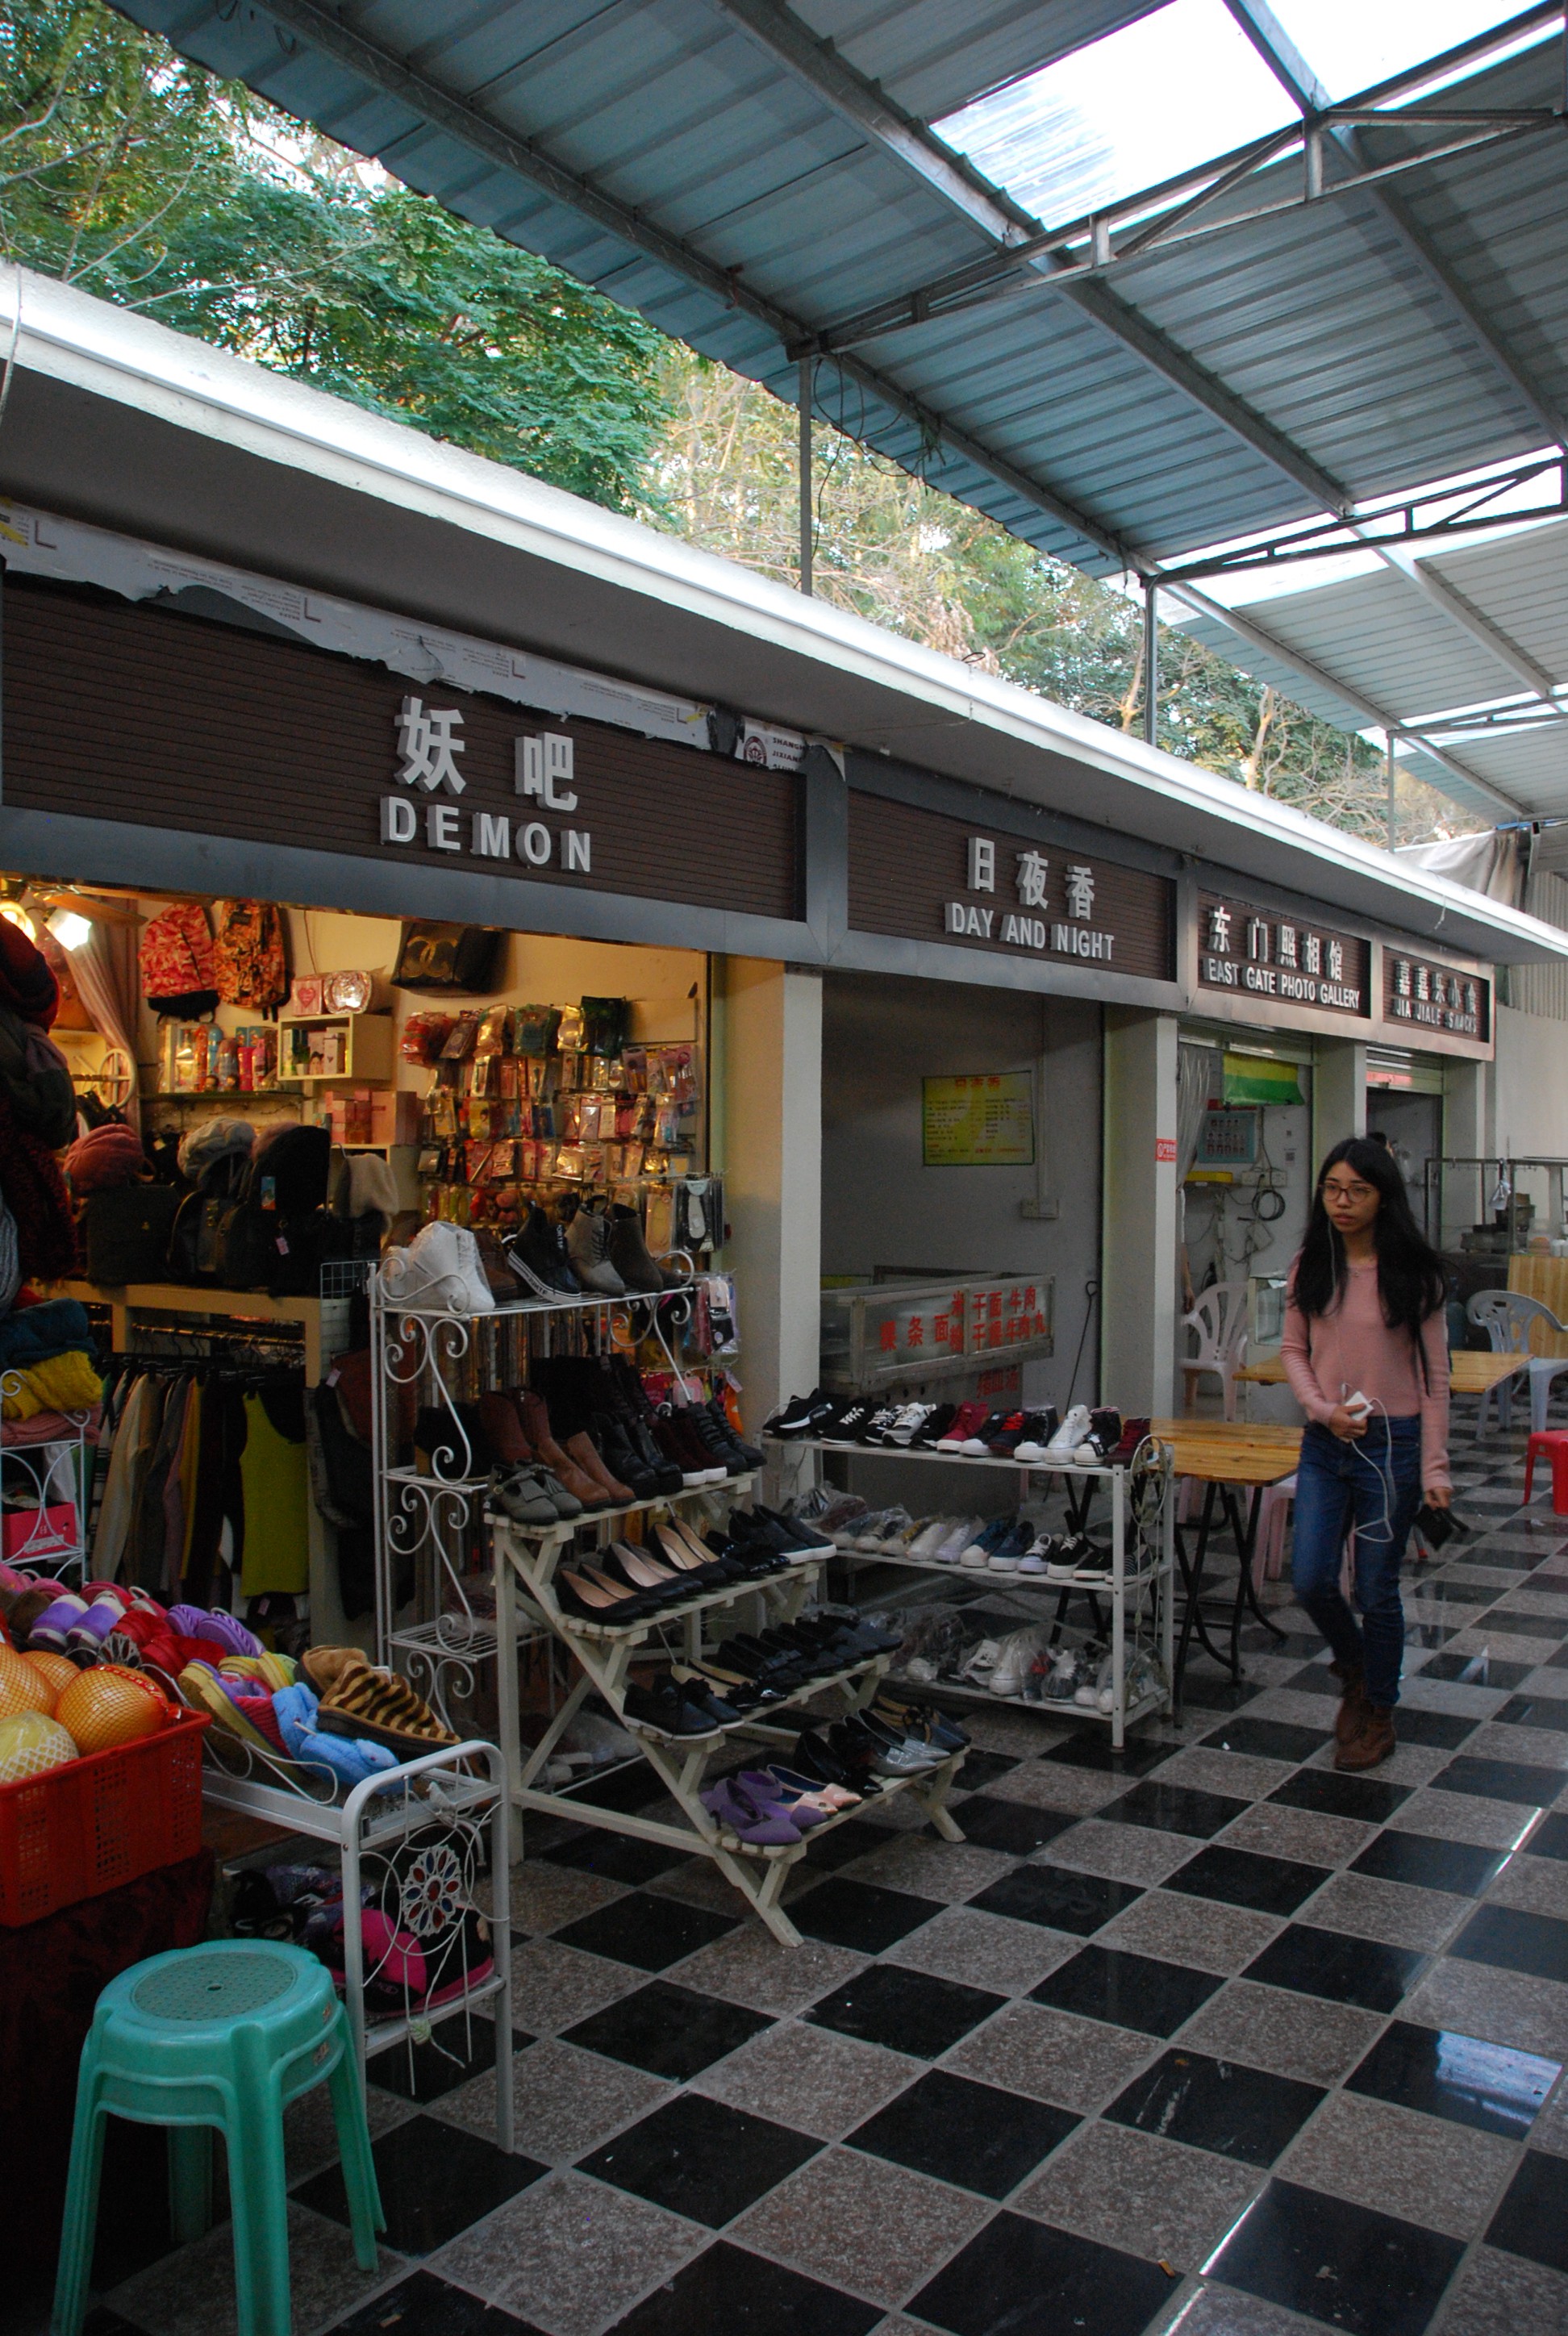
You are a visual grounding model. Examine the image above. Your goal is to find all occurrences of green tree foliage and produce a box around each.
[0,0,672,510]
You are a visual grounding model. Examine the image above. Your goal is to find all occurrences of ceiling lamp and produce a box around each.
[45,906,93,951]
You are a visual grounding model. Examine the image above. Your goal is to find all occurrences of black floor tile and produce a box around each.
[1350,1830,1505,1896]
[1528,1811,1568,1860]
[801,1817,897,1873]
[1209,2177,1463,2334]
[1244,1923,1425,2013]
[328,2269,545,2334]
[848,2067,1079,2198]
[806,1963,1006,2058]
[1487,2149,1568,2273]
[1163,1843,1329,1916]
[1280,1663,1341,1698]
[369,2022,532,2106]
[1487,1608,1568,1639]
[542,1831,687,1885]
[553,1890,738,1971]
[1030,1944,1221,2036]
[950,1748,1022,1790]
[603,2240,880,2336]
[1418,1650,1533,1686]
[970,1863,1144,1935]
[578,2092,818,2227]
[1106,2046,1323,2165]
[1269,1768,1411,1823]
[294,2114,543,2256]
[1345,2018,1559,2138]
[911,2209,1175,2336]
[1449,1901,1568,1982]
[1171,1674,1261,1713]
[1242,1630,1323,1660]
[1498,1690,1568,1732]
[1432,1754,1566,1806]
[563,1979,772,2079]
[1099,1780,1252,1839]
[790,1876,941,1953]
[952,1796,1077,1857]
[1549,1643,1568,1669]
[1200,1714,1329,1762]
[1384,1706,1480,1750]
[1039,1730,1178,1777]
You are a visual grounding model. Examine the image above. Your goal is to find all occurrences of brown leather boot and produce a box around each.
[565,1429,635,1508]
[477,1389,532,1466]
[519,1391,607,1510]
[1330,1659,1368,1746]
[1335,1705,1395,1771]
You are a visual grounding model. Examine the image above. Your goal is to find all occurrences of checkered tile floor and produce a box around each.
[77,1404,1568,2336]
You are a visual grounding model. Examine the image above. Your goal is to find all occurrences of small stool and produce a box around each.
[52,1940,383,2336]
[1524,1430,1568,1516]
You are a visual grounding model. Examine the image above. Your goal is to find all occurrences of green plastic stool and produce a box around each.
[52,1940,384,2336]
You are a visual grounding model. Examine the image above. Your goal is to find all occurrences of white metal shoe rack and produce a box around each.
[767,1437,1176,1750]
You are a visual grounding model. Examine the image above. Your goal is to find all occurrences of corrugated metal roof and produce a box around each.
[104,0,1568,816]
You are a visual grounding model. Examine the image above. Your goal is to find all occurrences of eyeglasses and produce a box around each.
[1322,1178,1376,1203]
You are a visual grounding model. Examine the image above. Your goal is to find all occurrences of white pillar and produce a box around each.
[1102,1008,1178,1418]
[715,959,822,1436]
[1314,1037,1367,1157]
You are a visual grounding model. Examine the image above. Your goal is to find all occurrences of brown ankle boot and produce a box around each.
[1335,1705,1395,1771]
[565,1429,635,1508]
[1331,1660,1368,1746]
[519,1391,607,1510]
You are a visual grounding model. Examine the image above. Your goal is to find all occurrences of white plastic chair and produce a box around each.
[1181,1281,1250,1420]
[1466,1289,1568,1436]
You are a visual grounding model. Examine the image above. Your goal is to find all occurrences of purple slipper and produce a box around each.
[700,1779,802,1846]
[736,1769,830,1827]
[168,1604,262,1658]
[27,1594,88,1651]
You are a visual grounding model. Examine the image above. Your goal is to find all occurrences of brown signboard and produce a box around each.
[1196,891,1370,1017]
[1384,951,1490,1042]
[848,790,1175,982]
[2,577,800,922]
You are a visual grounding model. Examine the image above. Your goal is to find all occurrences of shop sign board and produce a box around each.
[849,790,1176,982]
[921,1073,1036,1166]
[1196,892,1370,1016]
[876,1282,1051,1364]
[1385,953,1490,1041]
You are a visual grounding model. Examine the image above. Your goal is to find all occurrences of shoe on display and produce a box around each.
[1044,1533,1109,1582]
[488,1464,564,1526]
[1041,1648,1082,1702]
[506,1206,582,1304]
[985,1410,1030,1456]
[960,1516,1015,1568]
[867,1508,920,1554]
[1107,1416,1153,1465]
[933,1516,982,1565]
[990,1626,1051,1697]
[849,1507,903,1552]
[383,1220,498,1315]
[907,1516,957,1562]
[987,1520,1036,1572]
[605,1202,673,1295]
[1044,1404,1091,1461]
[883,1403,935,1446]
[873,1693,969,1754]
[765,1388,839,1439]
[911,1404,957,1447]
[959,1409,1010,1457]
[858,1404,903,1445]
[759,1503,835,1554]
[959,1637,1003,1682]
[563,1199,627,1296]
[824,1398,877,1444]
[936,1401,990,1452]
[706,1399,764,1469]
[1011,1409,1061,1464]
[1073,1408,1124,1466]
[623,1676,726,1738]
[1016,1533,1053,1577]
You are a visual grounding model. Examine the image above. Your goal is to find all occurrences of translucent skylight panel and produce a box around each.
[1268,0,1534,101]
[936,0,1294,231]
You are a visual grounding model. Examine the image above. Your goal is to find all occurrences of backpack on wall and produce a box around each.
[140,903,218,1017]
[213,901,289,1012]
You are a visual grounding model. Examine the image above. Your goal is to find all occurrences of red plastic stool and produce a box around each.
[1524,1430,1568,1515]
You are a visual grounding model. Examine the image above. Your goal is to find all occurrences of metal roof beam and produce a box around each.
[201,0,1138,574]
[1364,538,1561,699]
[1224,0,1568,453]
[1164,581,1524,813]
[710,0,1351,515]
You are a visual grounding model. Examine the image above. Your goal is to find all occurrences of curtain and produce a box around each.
[1177,1045,1217,1316]
[70,918,142,1133]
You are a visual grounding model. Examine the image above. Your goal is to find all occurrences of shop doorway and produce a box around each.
[1366,1087,1442,1239]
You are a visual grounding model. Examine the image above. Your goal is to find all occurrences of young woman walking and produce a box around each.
[1282,1137,1450,1770]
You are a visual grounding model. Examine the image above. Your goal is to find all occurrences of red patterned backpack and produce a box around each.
[140,902,217,1016]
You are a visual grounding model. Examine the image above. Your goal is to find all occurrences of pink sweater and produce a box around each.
[1282,1257,1450,1493]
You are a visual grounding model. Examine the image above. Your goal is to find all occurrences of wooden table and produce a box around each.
[1149,1418,1301,1695]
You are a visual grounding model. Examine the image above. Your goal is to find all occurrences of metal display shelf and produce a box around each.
[494,1518,964,1946]
[770,1436,1176,1749]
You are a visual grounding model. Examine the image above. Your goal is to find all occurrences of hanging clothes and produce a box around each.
[237,1384,309,1597]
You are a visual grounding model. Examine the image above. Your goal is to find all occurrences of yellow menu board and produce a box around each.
[922,1073,1035,1166]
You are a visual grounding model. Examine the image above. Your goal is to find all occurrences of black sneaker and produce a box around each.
[706,1398,763,1467]
[767,1388,836,1438]
[858,1404,903,1445]
[910,1404,957,1447]
[823,1397,877,1444]
[754,1503,834,1553]
[507,1204,581,1303]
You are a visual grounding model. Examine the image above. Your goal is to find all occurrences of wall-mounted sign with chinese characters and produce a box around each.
[848,790,1176,982]
[922,1074,1036,1166]
[1385,954,1490,1041]
[1196,893,1370,1017]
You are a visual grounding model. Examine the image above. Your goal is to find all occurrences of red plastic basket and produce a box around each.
[0,1711,211,1926]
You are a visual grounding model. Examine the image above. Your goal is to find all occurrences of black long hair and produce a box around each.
[1295,1138,1445,1364]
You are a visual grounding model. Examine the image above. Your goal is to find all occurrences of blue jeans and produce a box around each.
[1291,1416,1423,1709]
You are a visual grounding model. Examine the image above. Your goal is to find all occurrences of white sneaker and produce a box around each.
[990,1627,1049,1696]
[1018,1534,1054,1577]
[934,1517,980,1564]
[1045,1404,1091,1461]
[960,1637,1002,1681]
[907,1517,956,1561]
[884,1404,933,1445]
[870,1510,920,1554]
[382,1221,495,1315]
